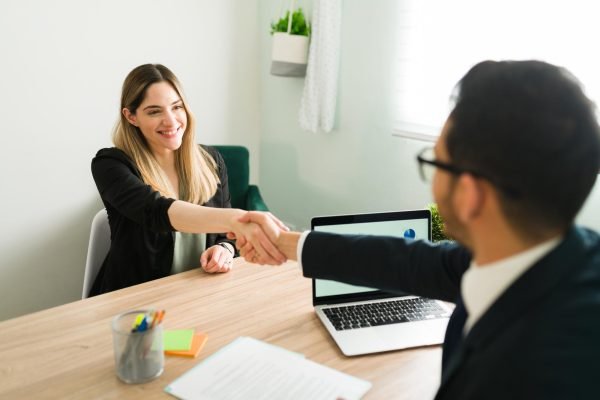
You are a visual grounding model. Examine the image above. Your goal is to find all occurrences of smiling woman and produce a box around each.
[90,64,287,296]
[123,83,187,157]
[113,65,219,205]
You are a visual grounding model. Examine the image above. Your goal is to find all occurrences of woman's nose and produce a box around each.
[162,110,177,127]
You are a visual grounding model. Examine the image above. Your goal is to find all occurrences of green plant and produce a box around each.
[270,8,311,36]
[429,203,452,242]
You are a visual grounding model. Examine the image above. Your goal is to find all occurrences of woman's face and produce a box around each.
[123,81,187,156]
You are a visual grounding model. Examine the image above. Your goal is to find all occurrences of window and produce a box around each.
[393,0,600,141]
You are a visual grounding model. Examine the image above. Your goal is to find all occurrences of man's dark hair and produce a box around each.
[446,60,600,237]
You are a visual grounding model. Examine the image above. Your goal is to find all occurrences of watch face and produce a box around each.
[219,243,233,254]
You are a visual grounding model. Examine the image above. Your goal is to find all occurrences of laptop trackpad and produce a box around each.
[333,318,449,356]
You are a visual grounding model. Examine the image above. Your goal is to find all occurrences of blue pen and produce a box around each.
[131,313,145,332]
[137,315,148,332]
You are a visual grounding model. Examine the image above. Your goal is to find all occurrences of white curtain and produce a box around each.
[299,0,341,133]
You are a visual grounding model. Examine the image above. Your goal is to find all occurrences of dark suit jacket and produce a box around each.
[302,227,600,399]
[89,145,233,296]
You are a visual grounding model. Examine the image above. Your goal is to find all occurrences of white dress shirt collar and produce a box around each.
[461,236,562,333]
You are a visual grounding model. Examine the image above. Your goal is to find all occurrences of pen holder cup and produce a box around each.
[112,310,164,384]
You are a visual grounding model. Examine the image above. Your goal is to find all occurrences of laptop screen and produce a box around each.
[311,210,431,305]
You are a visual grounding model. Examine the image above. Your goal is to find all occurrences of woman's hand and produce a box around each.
[200,244,234,273]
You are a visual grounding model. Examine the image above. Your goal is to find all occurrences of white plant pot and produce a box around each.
[271,32,309,77]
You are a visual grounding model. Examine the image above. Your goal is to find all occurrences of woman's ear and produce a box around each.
[122,108,138,127]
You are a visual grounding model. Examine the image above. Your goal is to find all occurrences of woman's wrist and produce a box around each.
[217,242,235,255]
[227,209,247,231]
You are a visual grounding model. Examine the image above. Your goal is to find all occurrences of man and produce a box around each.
[236,60,600,399]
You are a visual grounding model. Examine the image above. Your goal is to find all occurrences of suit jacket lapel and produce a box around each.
[441,297,467,369]
[438,227,587,390]
[440,298,468,385]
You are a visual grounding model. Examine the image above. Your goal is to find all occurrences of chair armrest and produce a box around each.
[246,185,269,211]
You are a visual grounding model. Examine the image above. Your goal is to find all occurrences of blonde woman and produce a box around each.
[90,64,285,295]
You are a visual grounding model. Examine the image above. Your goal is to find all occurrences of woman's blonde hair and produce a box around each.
[113,64,219,204]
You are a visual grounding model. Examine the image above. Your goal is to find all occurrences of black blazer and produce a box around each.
[302,227,600,399]
[90,145,233,296]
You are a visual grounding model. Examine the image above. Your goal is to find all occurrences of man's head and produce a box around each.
[436,60,600,242]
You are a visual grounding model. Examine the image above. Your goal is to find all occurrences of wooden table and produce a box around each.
[0,259,441,399]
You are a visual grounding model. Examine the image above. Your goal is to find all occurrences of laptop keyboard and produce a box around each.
[323,297,448,331]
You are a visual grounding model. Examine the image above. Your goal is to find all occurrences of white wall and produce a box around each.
[258,0,433,230]
[0,0,260,321]
[257,0,600,233]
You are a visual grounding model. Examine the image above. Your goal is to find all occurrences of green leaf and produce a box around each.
[270,8,310,36]
[429,203,453,242]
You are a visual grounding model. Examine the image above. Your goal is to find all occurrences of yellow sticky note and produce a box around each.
[163,329,195,351]
[165,333,208,358]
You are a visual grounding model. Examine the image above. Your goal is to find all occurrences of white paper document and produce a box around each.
[165,336,372,400]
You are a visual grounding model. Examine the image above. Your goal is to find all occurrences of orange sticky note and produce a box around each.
[165,333,208,358]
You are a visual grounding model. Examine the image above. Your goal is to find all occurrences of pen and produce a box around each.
[142,310,165,358]
[150,310,165,329]
[122,309,166,357]
[156,310,165,326]
[131,313,147,332]
[137,316,148,332]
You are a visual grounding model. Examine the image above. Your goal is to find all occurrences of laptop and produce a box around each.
[311,210,452,356]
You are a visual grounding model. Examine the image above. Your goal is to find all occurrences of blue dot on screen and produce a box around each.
[403,228,416,239]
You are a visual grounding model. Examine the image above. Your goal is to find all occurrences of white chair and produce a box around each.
[82,209,110,299]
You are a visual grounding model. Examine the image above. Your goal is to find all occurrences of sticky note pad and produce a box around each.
[163,329,195,351]
[165,333,208,358]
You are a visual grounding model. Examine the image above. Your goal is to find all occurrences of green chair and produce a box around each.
[212,145,269,211]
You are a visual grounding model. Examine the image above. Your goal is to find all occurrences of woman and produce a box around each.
[90,64,284,295]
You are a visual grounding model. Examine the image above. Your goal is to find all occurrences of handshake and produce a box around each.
[226,211,296,265]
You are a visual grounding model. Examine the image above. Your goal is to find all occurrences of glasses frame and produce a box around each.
[416,147,520,198]
[416,148,466,182]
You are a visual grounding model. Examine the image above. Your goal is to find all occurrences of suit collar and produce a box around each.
[439,226,588,389]
[462,236,561,333]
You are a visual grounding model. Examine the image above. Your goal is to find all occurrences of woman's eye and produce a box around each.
[147,110,160,116]
[174,105,184,110]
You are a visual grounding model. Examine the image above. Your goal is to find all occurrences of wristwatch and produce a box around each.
[217,242,234,255]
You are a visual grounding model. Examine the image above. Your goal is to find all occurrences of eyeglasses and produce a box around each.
[416,147,466,182]
[416,147,520,198]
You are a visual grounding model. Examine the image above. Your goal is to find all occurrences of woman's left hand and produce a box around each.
[200,244,234,273]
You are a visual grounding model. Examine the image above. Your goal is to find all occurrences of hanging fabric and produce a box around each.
[299,0,342,133]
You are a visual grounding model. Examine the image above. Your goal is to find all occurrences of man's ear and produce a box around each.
[122,108,138,127]
[453,174,484,223]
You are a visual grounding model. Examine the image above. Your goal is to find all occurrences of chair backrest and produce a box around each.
[212,145,250,210]
[82,209,110,299]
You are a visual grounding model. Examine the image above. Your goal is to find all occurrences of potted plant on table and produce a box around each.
[270,6,311,77]
[429,203,453,243]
